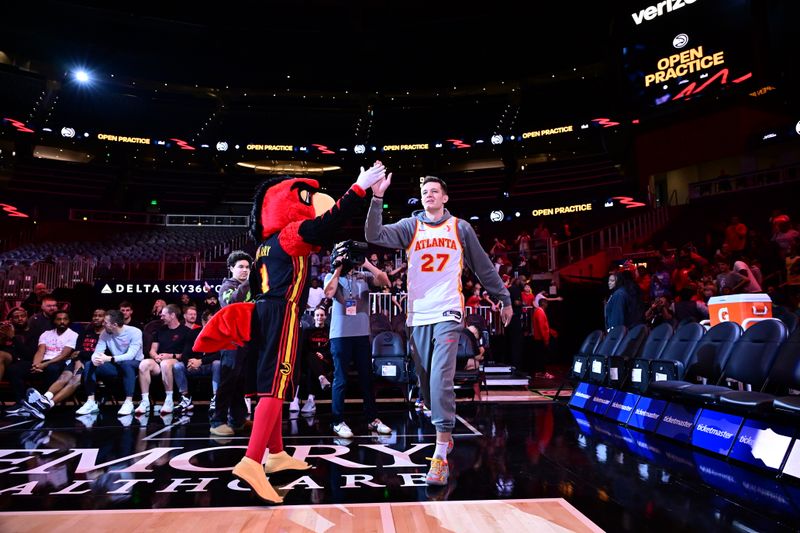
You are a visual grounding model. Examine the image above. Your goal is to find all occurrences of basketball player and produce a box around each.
[365,174,512,485]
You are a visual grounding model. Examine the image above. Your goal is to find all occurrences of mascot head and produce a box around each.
[250,176,335,241]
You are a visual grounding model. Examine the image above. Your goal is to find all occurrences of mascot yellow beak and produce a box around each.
[312,192,335,217]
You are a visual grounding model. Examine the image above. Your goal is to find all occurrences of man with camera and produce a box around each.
[324,240,392,438]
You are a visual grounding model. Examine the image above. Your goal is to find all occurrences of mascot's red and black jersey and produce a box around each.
[248,176,366,305]
[194,176,367,398]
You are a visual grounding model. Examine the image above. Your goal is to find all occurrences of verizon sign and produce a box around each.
[632,0,699,25]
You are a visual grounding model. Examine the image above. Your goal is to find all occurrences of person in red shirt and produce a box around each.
[531,296,556,379]
[465,287,482,308]
[521,284,535,307]
[724,216,747,254]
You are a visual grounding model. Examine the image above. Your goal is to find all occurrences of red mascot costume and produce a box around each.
[193,162,386,503]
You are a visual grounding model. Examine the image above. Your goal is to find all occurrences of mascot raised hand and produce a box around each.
[194,161,386,503]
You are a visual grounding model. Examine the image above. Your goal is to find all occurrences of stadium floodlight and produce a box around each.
[74,70,91,83]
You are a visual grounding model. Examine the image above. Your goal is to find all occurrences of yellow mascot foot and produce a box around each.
[264,450,312,474]
[232,457,283,504]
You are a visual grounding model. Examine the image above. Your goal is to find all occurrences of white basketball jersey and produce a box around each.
[406,216,464,326]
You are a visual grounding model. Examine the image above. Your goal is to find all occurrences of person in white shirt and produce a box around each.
[77,310,144,417]
[32,310,78,384]
[306,277,325,310]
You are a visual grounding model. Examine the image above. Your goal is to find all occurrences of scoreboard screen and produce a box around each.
[620,0,754,111]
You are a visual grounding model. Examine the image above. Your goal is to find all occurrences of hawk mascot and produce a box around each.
[194,162,386,503]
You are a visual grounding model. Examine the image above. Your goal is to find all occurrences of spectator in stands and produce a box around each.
[325,244,391,439]
[210,250,253,437]
[289,307,332,415]
[119,301,143,330]
[183,305,201,329]
[733,260,762,293]
[715,261,748,295]
[466,286,482,308]
[749,258,763,287]
[150,299,167,322]
[31,310,78,384]
[521,284,535,306]
[320,250,331,272]
[200,293,221,315]
[650,261,672,301]
[307,278,325,311]
[21,282,49,316]
[605,270,636,330]
[23,309,106,417]
[724,216,747,257]
[515,230,531,261]
[672,287,707,324]
[173,310,220,416]
[645,295,673,327]
[772,215,799,259]
[480,288,499,311]
[701,282,717,303]
[310,251,321,279]
[76,310,143,417]
[390,276,407,314]
[27,296,58,347]
[532,223,551,268]
[713,242,733,265]
[516,255,531,278]
[463,325,485,371]
[506,276,525,371]
[369,252,381,266]
[786,244,800,288]
[385,260,407,279]
[6,310,78,417]
[136,304,192,415]
[179,293,196,312]
[636,265,652,304]
[0,322,14,394]
[490,238,508,260]
[531,295,556,379]
[6,307,35,362]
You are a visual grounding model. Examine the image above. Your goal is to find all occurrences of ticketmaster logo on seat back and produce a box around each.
[631,0,699,25]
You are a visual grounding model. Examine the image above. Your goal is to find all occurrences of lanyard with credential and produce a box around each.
[345,274,357,316]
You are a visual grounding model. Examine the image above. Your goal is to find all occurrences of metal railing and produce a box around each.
[1,235,250,302]
[549,207,671,270]
[688,164,800,201]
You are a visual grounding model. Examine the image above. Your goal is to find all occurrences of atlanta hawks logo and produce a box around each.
[279,362,292,376]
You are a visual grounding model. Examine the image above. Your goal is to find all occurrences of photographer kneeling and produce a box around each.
[324,240,392,438]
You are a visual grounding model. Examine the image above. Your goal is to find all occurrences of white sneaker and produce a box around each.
[161,396,174,414]
[76,399,99,415]
[177,395,193,411]
[319,375,331,390]
[135,398,151,415]
[333,421,354,438]
[117,400,134,416]
[289,398,300,412]
[368,418,392,435]
[76,413,97,428]
[301,398,316,414]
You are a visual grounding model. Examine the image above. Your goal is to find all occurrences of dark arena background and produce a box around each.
[1,1,799,531]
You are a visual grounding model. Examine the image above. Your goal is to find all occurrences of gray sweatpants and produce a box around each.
[409,319,462,433]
